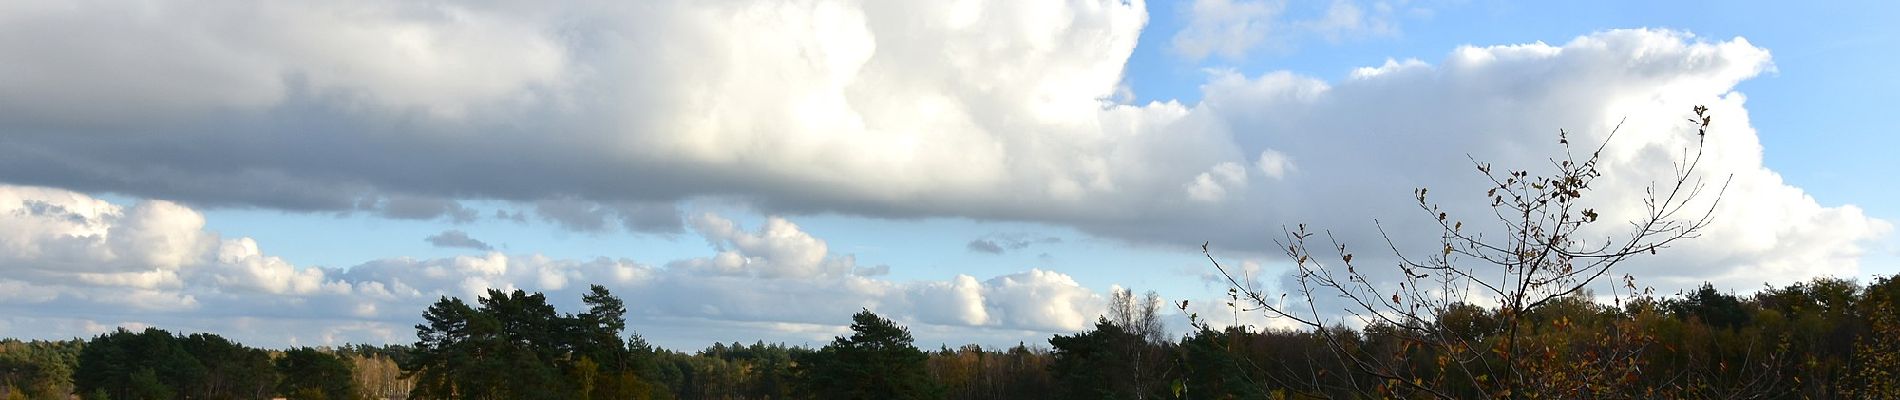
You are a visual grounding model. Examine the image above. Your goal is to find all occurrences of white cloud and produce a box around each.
[977,270,1105,331]
[108,201,214,271]
[1186,161,1249,202]
[901,270,1106,332]
[0,188,210,282]
[908,275,991,326]
[1197,29,1886,290]
[671,213,851,279]
[1256,149,1293,179]
[0,185,1117,347]
[208,238,337,295]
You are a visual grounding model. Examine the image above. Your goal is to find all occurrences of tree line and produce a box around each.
[0,331,381,400]
[2,274,1897,399]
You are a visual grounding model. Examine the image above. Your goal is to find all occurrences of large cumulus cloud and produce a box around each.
[1199,31,1885,289]
[0,0,1161,219]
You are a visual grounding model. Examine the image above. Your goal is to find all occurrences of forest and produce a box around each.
[0,274,1897,399]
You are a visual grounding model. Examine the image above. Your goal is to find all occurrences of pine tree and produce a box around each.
[798,309,942,399]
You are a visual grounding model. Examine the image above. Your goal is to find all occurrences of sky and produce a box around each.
[0,0,1895,351]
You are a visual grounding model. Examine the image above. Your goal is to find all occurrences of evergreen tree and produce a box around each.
[179,333,275,399]
[798,309,941,399]
[404,295,522,400]
[1047,318,1136,400]
[403,288,664,400]
[1177,327,1270,400]
[276,348,355,400]
[74,328,205,400]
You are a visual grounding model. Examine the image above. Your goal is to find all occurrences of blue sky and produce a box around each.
[1,0,1894,349]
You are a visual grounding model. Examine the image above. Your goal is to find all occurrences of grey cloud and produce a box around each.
[362,195,478,223]
[17,200,91,225]
[966,240,1006,254]
[494,209,529,223]
[0,0,1155,227]
[531,198,683,234]
[967,234,1062,254]
[424,230,493,251]
[615,201,685,234]
[534,197,615,232]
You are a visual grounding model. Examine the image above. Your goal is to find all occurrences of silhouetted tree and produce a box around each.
[1667,283,1751,329]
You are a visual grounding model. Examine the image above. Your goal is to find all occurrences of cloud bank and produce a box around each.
[0,0,1885,343]
[0,185,1107,347]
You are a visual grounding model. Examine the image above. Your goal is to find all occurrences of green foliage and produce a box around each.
[276,348,354,400]
[0,338,83,400]
[636,340,807,399]
[178,333,274,399]
[1666,283,1751,329]
[71,329,277,400]
[402,285,665,400]
[1176,327,1268,399]
[925,343,1054,399]
[1845,277,1900,398]
[1048,318,1136,400]
[796,309,941,399]
[125,368,171,400]
[1047,288,1177,400]
[74,328,203,400]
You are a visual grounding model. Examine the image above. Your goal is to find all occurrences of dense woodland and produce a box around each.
[0,275,1897,399]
